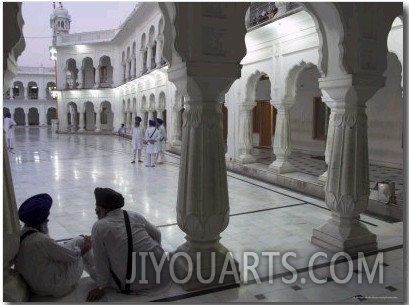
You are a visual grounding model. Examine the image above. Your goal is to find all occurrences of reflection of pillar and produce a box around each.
[94,68,100,88]
[312,75,378,254]
[172,106,182,146]
[78,110,85,132]
[95,110,101,132]
[77,68,83,89]
[319,107,335,182]
[238,100,256,163]
[24,111,29,127]
[147,44,153,71]
[269,101,295,173]
[155,36,163,67]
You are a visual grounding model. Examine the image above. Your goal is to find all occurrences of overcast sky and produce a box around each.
[17,1,137,67]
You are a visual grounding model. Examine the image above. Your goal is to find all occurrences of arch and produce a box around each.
[158,91,166,109]
[46,82,56,99]
[100,101,114,131]
[141,95,147,110]
[66,102,79,130]
[99,55,113,87]
[27,81,38,100]
[12,81,24,99]
[149,93,155,109]
[132,97,137,113]
[158,18,164,34]
[245,70,270,101]
[14,107,25,125]
[84,101,95,130]
[132,41,136,55]
[46,107,57,125]
[283,61,318,102]
[127,46,131,60]
[65,58,78,89]
[28,107,39,125]
[82,57,94,89]
[148,26,155,44]
[141,33,147,49]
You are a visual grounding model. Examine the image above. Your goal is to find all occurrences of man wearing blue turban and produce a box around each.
[14,193,93,297]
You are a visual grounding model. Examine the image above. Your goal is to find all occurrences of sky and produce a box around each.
[17,1,138,67]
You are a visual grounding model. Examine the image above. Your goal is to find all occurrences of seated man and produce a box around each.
[15,193,92,297]
[118,124,127,137]
[86,187,171,301]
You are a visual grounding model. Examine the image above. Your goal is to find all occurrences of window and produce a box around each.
[313,97,330,140]
[29,86,38,100]
[12,87,19,98]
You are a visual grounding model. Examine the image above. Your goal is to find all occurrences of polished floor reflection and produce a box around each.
[8,127,405,303]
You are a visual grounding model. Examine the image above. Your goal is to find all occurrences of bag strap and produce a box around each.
[108,210,133,294]
[20,230,37,243]
[149,128,157,139]
[123,210,133,294]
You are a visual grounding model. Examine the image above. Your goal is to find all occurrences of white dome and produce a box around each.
[51,6,71,20]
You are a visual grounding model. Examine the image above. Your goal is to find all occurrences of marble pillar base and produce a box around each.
[311,214,377,255]
[268,160,295,174]
[171,241,240,291]
[318,170,328,182]
[78,128,85,133]
[237,153,256,164]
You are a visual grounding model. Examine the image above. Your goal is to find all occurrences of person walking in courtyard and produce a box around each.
[144,120,160,167]
[155,118,167,164]
[4,112,17,150]
[131,116,144,163]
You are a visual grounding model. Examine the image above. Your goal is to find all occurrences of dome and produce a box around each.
[50,6,71,20]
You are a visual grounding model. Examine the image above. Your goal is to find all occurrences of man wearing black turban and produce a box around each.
[14,193,92,297]
[87,187,171,301]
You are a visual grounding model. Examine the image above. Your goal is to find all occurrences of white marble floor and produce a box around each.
[7,127,407,303]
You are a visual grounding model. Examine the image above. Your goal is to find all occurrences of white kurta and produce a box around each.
[157,125,167,152]
[4,117,16,139]
[132,126,145,150]
[145,127,160,154]
[91,209,170,293]
[15,227,84,297]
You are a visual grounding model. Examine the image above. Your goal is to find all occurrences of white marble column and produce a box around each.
[148,110,154,121]
[24,111,29,127]
[9,83,14,100]
[139,49,145,75]
[319,107,335,182]
[172,106,182,146]
[94,68,100,88]
[78,110,85,132]
[95,109,101,132]
[157,108,164,120]
[312,75,378,254]
[39,108,47,126]
[155,36,163,67]
[269,100,295,173]
[77,68,83,89]
[238,100,256,163]
[147,44,153,71]
[24,84,28,99]
[131,55,136,79]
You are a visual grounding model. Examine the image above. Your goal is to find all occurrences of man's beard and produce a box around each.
[39,222,49,235]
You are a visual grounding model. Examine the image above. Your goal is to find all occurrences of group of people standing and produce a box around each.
[131,117,167,167]
[15,188,171,301]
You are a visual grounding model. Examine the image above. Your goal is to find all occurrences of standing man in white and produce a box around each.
[131,116,145,164]
[4,112,17,150]
[155,118,167,164]
[144,120,160,167]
